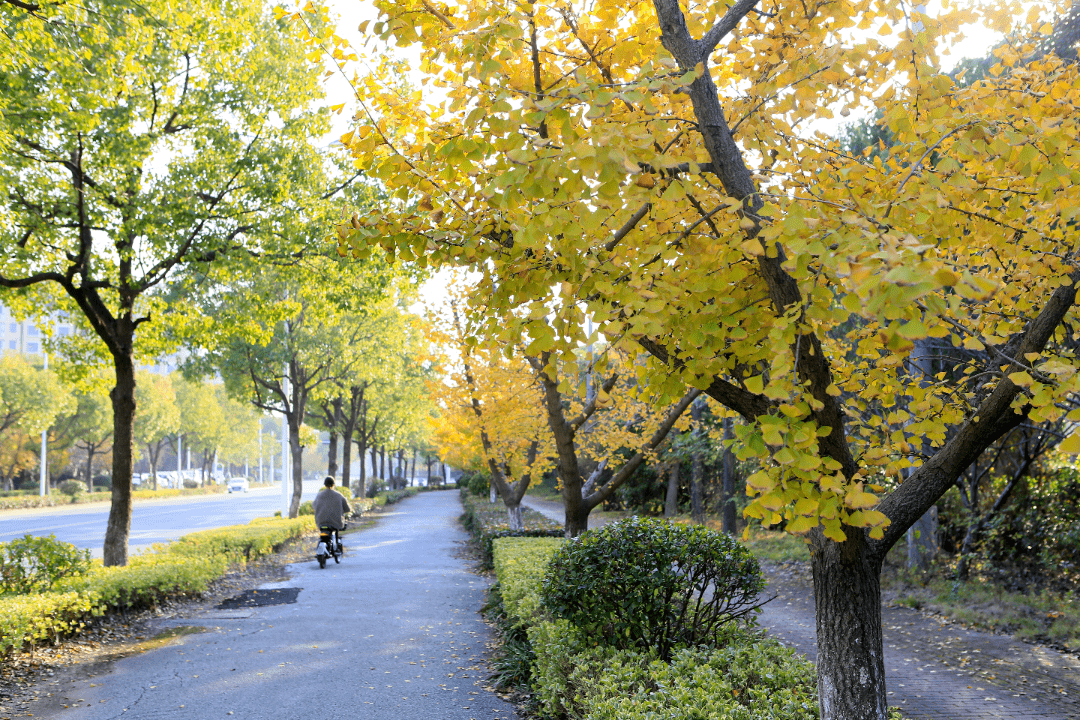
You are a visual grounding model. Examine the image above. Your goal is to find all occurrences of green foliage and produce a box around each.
[298,500,314,516]
[58,480,83,499]
[461,469,492,497]
[492,537,563,628]
[527,618,591,717]
[564,642,819,720]
[541,517,765,661]
[164,517,311,565]
[460,490,563,566]
[0,535,91,595]
[982,467,1080,573]
[0,591,98,656]
[58,553,230,611]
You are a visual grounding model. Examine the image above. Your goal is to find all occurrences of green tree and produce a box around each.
[0,0,331,565]
[0,354,73,489]
[134,371,180,490]
[198,257,393,516]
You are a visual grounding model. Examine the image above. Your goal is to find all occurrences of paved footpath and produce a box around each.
[522,496,1080,720]
[28,491,518,720]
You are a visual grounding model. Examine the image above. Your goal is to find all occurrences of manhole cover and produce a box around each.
[216,587,301,609]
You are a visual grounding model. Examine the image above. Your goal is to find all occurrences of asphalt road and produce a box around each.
[30,490,517,720]
[0,481,323,558]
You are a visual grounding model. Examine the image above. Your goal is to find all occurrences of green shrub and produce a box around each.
[568,641,818,720]
[541,516,765,661]
[58,480,83,499]
[0,591,98,656]
[528,618,591,717]
[461,469,491,496]
[59,553,229,609]
[164,516,311,564]
[1,516,311,658]
[379,487,417,505]
[492,536,563,628]
[0,535,92,595]
[298,500,314,516]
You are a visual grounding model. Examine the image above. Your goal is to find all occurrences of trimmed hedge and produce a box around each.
[492,537,564,628]
[460,490,563,565]
[0,516,311,657]
[0,484,233,511]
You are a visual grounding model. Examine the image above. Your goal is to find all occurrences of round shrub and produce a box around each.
[540,517,765,660]
[58,480,83,499]
[0,534,92,595]
[460,470,491,497]
[298,500,314,516]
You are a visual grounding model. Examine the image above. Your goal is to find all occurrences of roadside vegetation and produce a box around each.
[464,498,902,719]
[0,516,310,658]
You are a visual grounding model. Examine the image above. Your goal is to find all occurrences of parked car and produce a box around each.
[227,477,250,493]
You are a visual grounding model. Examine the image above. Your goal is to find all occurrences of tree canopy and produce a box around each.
[309,0,1080,715]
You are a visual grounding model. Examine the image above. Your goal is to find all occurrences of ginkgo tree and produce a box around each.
[298,0,1080,714]
[428,293,553,529]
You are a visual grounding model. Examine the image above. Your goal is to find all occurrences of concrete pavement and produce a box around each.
[28,491,517,720]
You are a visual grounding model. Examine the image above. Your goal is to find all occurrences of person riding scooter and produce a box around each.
[313,476,351,564]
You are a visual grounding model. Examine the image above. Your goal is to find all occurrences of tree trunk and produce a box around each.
[721,417,738,535]
[664,460,680,518]
[507,503,523,530]
[690,400,705,524]
[85,446,95,494]
[811,534,888,720]
[564,489,590,537]
[327,429,338,480]
[288,418,304,518]
[341,423,354,491]
[906,507,938,570]
[147,442,160,491]
[103,352,136,567]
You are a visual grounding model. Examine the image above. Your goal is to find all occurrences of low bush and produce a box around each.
[460,490,563,566]
[460,469,491,497]
[377,487,418,505]
[0,591,98,656]
[492,536,563,628]
[163,516,310,564]
[58,480,83,499]
[0,515,311,657]
[0,535,92,595]
[566,641,820,720]
[542,516,766,661]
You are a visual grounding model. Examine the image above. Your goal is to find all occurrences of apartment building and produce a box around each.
[0,304,75,356]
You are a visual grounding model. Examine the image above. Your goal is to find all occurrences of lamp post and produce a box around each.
[39,353,47,496]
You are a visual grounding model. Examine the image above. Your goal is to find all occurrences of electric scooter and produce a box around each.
[315,525,343,569]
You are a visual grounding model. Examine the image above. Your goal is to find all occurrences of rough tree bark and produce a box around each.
[690,400,705,524]
[103,346,136,567]
[664,457,680,518]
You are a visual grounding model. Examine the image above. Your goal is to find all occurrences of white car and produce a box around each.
[227,477,250,493]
